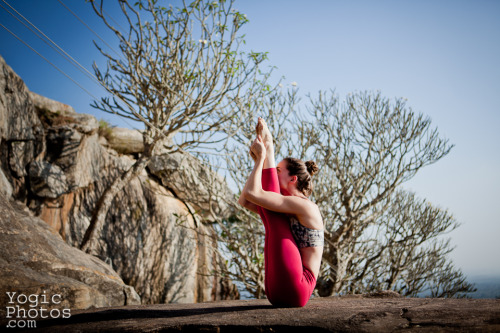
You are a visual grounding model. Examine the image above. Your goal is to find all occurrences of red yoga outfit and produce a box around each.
[257,167,316,307]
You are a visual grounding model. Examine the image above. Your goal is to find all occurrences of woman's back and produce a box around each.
[289,207,324,279]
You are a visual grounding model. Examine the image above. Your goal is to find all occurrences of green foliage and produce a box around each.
[36,108,74,127]
[97,119,114,140]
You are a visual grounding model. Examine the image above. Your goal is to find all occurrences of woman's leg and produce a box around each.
[258,168,277,301]
[258,168,316,307]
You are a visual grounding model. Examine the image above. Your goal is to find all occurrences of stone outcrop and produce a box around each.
[106,127,144,154]
[28,160,69,198]
[148,151,235,222]
[29,91,76,114]
[0,56,44,200]
[0,190,141,320]
[8,297,500,332]
[0,54,238,308]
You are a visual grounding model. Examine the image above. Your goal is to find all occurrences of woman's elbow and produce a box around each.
[237,196,246,207]
[238,190,249,207]
[244,189,260,204]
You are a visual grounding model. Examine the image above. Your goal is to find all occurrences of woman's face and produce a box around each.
[277,160,292,194]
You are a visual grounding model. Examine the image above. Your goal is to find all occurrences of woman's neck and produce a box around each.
[281,187,306,199]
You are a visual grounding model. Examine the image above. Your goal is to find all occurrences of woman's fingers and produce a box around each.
[249,150,257,161]
[250,135,266,157]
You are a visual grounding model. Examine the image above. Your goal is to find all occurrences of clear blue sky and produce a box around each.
[1,0,499,278]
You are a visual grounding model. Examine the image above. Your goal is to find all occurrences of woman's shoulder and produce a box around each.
[293,198,323,230]
[286,195,317,213]
[304,197,322,214]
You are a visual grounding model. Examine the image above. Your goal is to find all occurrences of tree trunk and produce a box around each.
[80,153,152,253]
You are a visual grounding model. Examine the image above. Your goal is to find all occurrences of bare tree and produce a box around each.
[212,89,473,298]
[295,90,472,297]
[189,87,299,298]
[344,190,475,297]
[80,0,273,252]
[220,88,299,298]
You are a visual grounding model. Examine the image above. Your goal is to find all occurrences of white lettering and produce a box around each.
[28,293,39,307]
[27,308,38,319]
[17,294,27,304]
[16,305,26,319]
[6,306,15,318]
[62,308,71,319]
[4,291,69,326]
[41,290,49,304]
[39,307,49,319]
[52,294,62,304]
[6,292,16,303]
[50,308,61,318]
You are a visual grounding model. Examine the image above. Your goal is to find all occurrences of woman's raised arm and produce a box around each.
[242,137,311,218]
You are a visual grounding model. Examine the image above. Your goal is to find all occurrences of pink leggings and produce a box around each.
[258,168,316,307]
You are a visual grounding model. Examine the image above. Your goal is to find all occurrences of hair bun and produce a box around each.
[305,160,319,176]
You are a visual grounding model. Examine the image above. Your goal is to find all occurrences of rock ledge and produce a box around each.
[13,297,500,332]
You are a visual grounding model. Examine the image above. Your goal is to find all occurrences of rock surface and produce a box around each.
[148,151,235,222]
[29,91,76,114]
[28,160,69,198]
[0,190,141,318]
[6,297,500,332]
[106,127,144,154]
[0,54,238,307]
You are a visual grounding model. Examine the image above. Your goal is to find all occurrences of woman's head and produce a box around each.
[277,157,319,197]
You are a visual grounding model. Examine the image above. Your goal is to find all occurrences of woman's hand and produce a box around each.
[250,135,266,162]
[249,150,257,162]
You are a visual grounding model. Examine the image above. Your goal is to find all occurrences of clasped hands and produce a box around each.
[250,135,266,162]
[250,117,273,162]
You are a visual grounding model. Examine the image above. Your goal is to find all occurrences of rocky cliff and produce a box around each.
[0,190,141,319]
[0,54,238,310]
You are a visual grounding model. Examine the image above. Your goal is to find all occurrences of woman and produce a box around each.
[238,118,324,307]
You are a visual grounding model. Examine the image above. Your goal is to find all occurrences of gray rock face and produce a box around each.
[148,151,235,222]
[0,164,13,197]
[0,191,141,317]
[29,91,76,114]
[0,54,238,307]
[105,127,175,155]
[0,56,44,197]
[107,127,144,154]
[29,160,68,198]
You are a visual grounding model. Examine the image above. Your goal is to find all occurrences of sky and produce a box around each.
[1,0,499,278]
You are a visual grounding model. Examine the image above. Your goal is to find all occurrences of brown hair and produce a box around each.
[283,157,319,197]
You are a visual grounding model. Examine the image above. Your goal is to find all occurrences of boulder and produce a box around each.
[29,91,76,114]
[36,125,237,304]
[0,57,43,143]
[0,54,239,307]
[0,191,141,321]
[107,127,144,154]
[105,127,175,155]
[148,151,236,222]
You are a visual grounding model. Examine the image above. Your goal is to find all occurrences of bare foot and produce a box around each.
[256,117,273,148]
